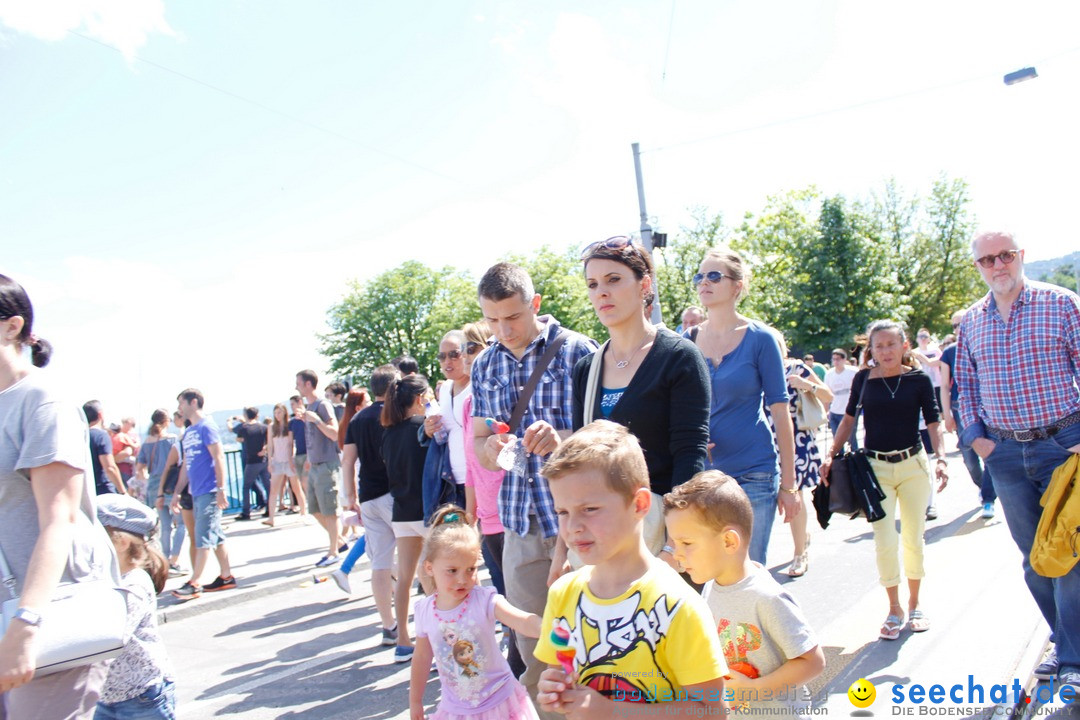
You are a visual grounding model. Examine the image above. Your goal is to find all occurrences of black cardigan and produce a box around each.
[572,328,710,495]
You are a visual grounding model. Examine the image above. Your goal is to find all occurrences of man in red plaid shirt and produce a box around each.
[956,229,1080,692]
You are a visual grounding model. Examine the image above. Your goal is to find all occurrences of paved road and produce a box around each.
[159,445,1049,719]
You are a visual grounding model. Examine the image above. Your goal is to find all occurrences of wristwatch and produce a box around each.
[13,607,43,627]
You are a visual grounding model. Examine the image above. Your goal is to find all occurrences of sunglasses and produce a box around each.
[466,342,484,355]
[692,270,731,286]
[437,350,462,362]
[974,249,1020,269]
[580,235,640,260]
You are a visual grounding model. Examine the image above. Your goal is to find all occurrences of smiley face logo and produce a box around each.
[848,678,876,708]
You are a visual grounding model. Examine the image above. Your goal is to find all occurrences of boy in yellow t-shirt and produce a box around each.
[664,471,825,719]
[535,421,728,717]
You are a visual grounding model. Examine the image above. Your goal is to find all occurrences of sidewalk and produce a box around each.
[157,512,366,623]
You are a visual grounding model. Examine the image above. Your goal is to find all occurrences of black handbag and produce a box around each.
[826,371,885,520]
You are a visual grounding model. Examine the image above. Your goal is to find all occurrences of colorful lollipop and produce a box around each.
[550,624,576,676]
[486,418,510,434]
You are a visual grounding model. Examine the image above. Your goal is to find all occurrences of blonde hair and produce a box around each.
[424,504,481,563]
[702,246,751,302]
[663,470,753,539]
[463,321,490,346]
[542,420,648,501]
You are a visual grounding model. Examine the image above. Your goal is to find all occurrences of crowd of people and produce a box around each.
[1,226,1078,719]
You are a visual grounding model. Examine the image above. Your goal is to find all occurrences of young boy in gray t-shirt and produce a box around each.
[664,470,825,719]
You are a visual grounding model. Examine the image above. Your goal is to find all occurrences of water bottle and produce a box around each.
[425,401,449,443]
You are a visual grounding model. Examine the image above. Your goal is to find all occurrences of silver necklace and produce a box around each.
[613,330,654,369]
[880,372,903,399]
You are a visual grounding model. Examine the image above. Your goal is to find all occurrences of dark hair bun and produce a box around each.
[30,337,52,368]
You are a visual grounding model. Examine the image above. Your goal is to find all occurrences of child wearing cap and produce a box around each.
[95,494,177,719]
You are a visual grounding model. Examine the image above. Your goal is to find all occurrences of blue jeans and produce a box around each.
[982,421,1080,676]
[952,410,996,504]
[95,680,175,719]
[737,471,779,565]
[241,462,269,516]
[828,412,859,451]
[157,494,187,560]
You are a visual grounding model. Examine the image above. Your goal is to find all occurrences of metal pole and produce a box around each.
[632,142,663,325]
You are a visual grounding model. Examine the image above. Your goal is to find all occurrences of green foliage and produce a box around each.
[654,208,727,327]
[903,176,983,335]
[1040,263,1079,293]
[320,175,990,376]
[319,260,479,382]
[504,245,606,343]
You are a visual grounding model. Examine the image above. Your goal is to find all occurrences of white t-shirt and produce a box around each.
[824,366,858,415]
[438,380,472,486]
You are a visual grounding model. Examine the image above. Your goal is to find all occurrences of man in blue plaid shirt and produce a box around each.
[470,262,597,703]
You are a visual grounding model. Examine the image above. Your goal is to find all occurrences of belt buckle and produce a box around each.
[1014,429,1036,443]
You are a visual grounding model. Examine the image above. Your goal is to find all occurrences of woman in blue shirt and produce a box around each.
[688,247,799,565]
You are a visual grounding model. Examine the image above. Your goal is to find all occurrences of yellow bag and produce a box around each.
[1030,454,1080,578]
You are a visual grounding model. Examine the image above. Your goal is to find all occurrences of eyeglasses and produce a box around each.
[692,270,731,286]
[436,350,462,362]
[580,235,639,260]
[974,249,1020,269]
[466,342,484,355]
[917,333,930,340]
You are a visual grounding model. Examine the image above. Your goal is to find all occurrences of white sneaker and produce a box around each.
[330,568,351,595]
[981,502,996,519]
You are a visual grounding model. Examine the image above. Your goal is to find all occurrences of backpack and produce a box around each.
[1030,454,1080,578]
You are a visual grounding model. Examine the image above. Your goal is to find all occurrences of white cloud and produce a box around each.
[0,0,173,59]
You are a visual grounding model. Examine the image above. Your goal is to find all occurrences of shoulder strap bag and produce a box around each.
[506,330,569,434]
[582,340,609,425]
[0,541,127,675]
[826,371,870,517]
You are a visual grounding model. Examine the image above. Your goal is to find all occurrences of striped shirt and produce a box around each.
[470,316,597,537]
[956,280,1080,445]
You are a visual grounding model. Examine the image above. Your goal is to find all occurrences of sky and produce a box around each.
[2,0,1078,425]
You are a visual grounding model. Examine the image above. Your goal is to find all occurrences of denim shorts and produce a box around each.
[95,679,176,719]
[193,493,226,549]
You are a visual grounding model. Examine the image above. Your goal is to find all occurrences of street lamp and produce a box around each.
[1003,67,1038,85]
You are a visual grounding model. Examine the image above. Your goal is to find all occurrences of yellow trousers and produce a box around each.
[869,452,932,587]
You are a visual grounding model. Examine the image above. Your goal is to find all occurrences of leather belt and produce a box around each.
[987,412,1080,443]
[865,445,922,464]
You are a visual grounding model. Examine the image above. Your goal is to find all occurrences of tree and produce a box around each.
[796,195,906,352]
[654,208,728,327]
[736,188,820,332]
[319,260,478,381]
[504,245,605,342]
[903,176,982,335]
[1040,263,1079,293]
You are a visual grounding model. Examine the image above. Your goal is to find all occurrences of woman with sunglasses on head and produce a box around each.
[572,236,710,563]
[687,247,798,566]
[0,274,120,718]
[822,320,948,641]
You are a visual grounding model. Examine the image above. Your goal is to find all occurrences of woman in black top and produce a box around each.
[380,374,433,662]
[822,320,948,641]
[572,235,710,561]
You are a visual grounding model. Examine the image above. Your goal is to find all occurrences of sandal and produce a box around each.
[907,609,930,633]
[788,552,808,577]
[880,612,905,641]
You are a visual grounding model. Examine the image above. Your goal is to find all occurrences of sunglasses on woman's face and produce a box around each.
[466,342,484,355]
[974,249,1020,269]
[692,270,730,286]
[437,350,462,362]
